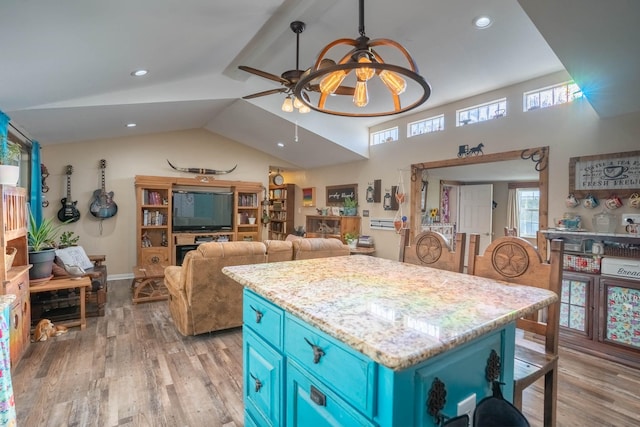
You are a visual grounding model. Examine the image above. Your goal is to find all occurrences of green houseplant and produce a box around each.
[28,210,65,282]
[343,197,358,216]
[0,137,21,186]
[59,231,80,248]
[344,232,359,248]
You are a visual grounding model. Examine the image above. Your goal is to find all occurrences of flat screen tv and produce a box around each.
[172,190,234,232]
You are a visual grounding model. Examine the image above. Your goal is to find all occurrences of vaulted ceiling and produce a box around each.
[1,0,638,169]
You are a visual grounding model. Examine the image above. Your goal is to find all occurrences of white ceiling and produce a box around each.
[1,0,638,169]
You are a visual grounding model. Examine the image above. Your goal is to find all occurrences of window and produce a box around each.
[524,81,582,111]
[456,98,506,127]
[517,188,539,238]
[370,127,399,145]
[407,115,444,137]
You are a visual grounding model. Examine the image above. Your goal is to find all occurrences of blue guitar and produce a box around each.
[89,159,118,219]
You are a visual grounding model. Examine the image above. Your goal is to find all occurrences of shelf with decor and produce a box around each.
[540,229,640,369]
[135,176,263,266]
[268,184,295,240]
[305,215,360,243]
[136,184,171,265]
[1,185,31,367]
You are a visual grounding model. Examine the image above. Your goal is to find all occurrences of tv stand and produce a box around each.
[135,175,263,266]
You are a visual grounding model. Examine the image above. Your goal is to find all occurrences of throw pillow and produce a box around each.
[55,246,94,271]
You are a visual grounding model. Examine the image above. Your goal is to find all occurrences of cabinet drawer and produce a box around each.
[284,314,375,417]
[244,328,283,427]
[243,289,284,350]
[140,248,168,265]
[286,359,375,427]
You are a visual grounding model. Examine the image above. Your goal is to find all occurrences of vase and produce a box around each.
[28,248,56,282]
[0,165,19,186]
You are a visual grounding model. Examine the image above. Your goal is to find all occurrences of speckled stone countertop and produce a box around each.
[223,255,557,371]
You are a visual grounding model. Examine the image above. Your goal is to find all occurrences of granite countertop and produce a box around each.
[223,256,557,370]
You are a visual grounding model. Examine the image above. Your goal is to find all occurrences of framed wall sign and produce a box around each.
[326,184,358,206]
[569,150,640,198]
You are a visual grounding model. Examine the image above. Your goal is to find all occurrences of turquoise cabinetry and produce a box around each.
[243,288,514,426]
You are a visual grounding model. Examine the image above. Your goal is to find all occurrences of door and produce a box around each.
[457,184,493,260]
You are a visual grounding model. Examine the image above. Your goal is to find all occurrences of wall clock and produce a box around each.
[272,172,284,186]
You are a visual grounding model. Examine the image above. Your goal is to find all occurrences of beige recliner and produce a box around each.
[164,241,266,336]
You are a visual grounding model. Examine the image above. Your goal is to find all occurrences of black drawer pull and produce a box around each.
[304,337,325,364]
[249,373,262,392]
[249,305,263,323]
[310,385,326,406]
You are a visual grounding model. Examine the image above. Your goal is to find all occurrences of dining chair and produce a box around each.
[504,226,518,236]
[399,228,466,273]
[467,234,563,427]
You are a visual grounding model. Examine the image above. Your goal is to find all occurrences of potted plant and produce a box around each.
[28,211,64,282]
[58,231,80,248]
[343,197,358,216]
[344,232,359,249]
[0,137,21,186]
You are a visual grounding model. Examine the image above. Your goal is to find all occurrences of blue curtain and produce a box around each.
[0,111,9,146]
[30,142,43,226]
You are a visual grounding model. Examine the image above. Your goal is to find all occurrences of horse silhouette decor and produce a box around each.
[457,142,485,157]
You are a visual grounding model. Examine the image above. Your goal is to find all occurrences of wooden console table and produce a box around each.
[29,277,91,330]
[131,264,168,303]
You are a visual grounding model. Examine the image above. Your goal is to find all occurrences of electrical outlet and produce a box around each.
[457,393,476,424]
[621,213,640,225]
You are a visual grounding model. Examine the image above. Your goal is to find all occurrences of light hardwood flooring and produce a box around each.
[11,279,640,427]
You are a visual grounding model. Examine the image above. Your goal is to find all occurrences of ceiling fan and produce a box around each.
[239,21,353,111]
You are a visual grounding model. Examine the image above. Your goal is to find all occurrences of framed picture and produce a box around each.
[569,150,640,198]
[326,184,358,206]
[302,187,316,207]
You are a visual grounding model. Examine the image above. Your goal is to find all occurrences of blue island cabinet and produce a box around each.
[242,289,515,427]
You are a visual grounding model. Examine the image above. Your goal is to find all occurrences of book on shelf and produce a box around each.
[142,210,165,226]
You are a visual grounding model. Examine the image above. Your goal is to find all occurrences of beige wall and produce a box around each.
[41,128,290,277]
[287,70,640,260]
[41,71,640,273]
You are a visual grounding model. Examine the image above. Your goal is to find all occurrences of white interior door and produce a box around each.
[457,184,493,261]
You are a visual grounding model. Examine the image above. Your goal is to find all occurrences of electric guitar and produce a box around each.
[89,159,118,219]
[57,165,80,222]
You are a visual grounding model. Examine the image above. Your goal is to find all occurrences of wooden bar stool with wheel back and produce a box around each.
[467,233,564,427]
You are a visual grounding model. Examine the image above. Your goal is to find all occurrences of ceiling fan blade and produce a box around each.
[307,84,355,96]
[242,88,288,100]
[238,65,288,85]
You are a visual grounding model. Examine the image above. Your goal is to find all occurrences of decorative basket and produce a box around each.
[5,247,17,271]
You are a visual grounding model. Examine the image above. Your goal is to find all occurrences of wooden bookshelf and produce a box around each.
[268,184,295,240]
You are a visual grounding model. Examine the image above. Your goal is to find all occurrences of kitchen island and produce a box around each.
[223,255,557,426]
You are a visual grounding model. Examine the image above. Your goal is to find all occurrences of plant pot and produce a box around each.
[343,207,357,216]
[0,165,19,186]
[347,240,358,249]
[28,248,56,282]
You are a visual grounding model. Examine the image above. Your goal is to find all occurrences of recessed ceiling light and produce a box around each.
[473,16,492,29]
[126,123,137,128]
[277,142,285,148]
[131,69,148,77]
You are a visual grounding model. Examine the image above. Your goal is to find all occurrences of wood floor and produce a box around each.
[11,279,640,427]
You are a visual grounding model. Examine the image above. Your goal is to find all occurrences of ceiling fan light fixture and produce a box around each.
[298,104,311,114]
[281,96,294,112]
[294,0,430,117]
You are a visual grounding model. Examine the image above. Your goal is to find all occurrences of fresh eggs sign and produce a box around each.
[569,150,640,198]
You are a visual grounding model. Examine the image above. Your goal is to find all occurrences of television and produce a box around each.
[172,190,234,232]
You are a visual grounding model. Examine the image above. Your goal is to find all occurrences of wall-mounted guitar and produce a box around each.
[57,165,80,222]
[89,159,118,219]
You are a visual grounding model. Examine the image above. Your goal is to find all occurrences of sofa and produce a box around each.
[164,237,349,336]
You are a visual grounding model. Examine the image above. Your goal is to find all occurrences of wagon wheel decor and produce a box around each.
[416,233,443,265]
[491,242,529,278]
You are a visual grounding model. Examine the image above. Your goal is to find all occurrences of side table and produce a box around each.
[131,264,168,303]
[29,277,91,330]
[349,246,376,256]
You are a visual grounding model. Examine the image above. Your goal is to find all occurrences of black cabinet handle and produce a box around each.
[249,305,263,323]
[304,337,325,364]
[250,373,262,392]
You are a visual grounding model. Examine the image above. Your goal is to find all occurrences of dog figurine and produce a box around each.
[33,319,68,342]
